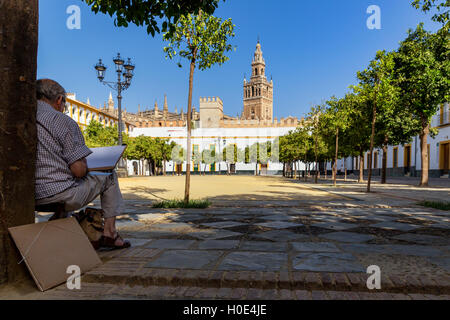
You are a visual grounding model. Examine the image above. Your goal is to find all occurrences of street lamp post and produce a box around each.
[94,53,135,146]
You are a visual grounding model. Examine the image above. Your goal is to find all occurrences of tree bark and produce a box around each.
[367,97,377,193]
[163,158,166,176]
[333,128,339,187]
[344,160,347,182]
[419,115,429,187]
[0,0,38,285]
[381,139,388,184]
[184,59,196,203]
[359,152,364,183]
[294,161,297,180]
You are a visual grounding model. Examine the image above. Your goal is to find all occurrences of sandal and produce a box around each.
[99,233,131,250]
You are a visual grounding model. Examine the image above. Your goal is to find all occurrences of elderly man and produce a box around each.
[34,79,130,249]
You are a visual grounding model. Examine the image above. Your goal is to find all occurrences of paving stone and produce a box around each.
[291,242,340,253]
[255,221,304,229]
[116,220,143,228]
[294,290,312,300]
[218,251,288,271]
[200,221,248,229]
[133,230,180,238]
[429,222,450,230]
[370,221,420,232]
[320,232,375,243]
[338,243,387,254]
[187,229,243,240]
[392,234,449,246]
[198,240,240,250]
[145,250,223,269]
[253,230,310,242]
[169,215,206,222]
[145,239,197,249]
[428,256,450,272]
[383,244,443,257]
[213,215,253,221]
[125,238,153,247]
[135,213,169,221]
[310,222,357,231]
[239,241,288,252]
[150,222,192,230]
[292,252,365,273]
[260,215,296,221]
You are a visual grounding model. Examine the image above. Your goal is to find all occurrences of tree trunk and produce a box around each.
[0,0,38,285]
[419,116,429,187]
[381,137,388,184]
[333,128,339,187]
[324,162,327,180]
[314,135,318,184]
[184,59,196,203]
[283,162,285,177]
[359,152,364,183]
[367,99,377,193]
[344,159,347,182]
[294,161,297,179]
[163,158,166,176]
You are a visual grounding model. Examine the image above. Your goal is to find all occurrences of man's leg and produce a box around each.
[37,172,128,247]
[97,172,128,247]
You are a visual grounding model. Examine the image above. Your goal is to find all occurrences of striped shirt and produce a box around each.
[35,100,92,200]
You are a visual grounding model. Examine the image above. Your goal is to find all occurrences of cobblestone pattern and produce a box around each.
[83,259,450,295]
[41,282,450,300]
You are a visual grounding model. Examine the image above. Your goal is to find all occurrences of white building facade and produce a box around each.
[127,125,296,176]
[333,103,450,179]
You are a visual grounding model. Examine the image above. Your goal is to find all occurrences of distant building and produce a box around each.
[333,103,450,179]
[65,93,135,134]
[126,41,301,176]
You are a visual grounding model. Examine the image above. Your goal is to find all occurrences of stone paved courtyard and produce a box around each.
[4,176,449,300]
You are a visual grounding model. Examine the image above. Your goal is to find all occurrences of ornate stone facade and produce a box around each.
[243,41,274,121]
[103,41,298,129]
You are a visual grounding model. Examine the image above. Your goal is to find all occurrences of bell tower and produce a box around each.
[243,41,273,121]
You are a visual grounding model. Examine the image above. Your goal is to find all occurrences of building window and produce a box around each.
[393,147,398,168]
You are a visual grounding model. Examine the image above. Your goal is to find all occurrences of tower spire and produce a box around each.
[243,41,273,122]
[163,94,168,114]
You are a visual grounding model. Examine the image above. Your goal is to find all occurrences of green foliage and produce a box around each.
[83,120,128,148]
[411,0,449,29]
[222,144,242,163]
[125,135,177,167]
[395,24,450,122]
[81,0,224,36]
[163,11,235,70]
[152,199,211,209]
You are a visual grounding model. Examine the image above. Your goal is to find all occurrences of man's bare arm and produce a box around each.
[70,158,88,178]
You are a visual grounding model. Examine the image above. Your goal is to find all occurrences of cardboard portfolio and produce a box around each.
[8,217,102,291]
[86,145,127,172]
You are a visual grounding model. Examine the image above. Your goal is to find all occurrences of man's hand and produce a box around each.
[70,158,88,178]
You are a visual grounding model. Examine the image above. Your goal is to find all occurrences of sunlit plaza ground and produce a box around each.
[5,175,450,300]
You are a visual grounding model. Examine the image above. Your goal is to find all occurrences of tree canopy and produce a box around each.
[82,0,225,36]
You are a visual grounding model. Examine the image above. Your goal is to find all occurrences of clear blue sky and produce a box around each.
[37,0,441,119]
